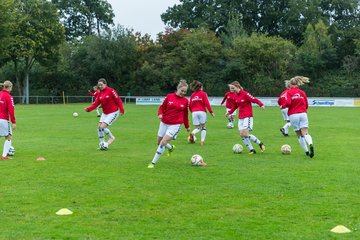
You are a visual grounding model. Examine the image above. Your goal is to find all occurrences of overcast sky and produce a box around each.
[107,0,180,39]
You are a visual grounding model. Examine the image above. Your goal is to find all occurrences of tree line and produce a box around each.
[0,0,359,103]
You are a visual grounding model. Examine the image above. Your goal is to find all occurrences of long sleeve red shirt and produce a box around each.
[221,91,236,109]
[282,86,308,116]
[0,90,16,124]
[86,87,124,114]
[228,90,264,119]
[158,92,189,129]
[277,89,289,110]
[189,90,213,113]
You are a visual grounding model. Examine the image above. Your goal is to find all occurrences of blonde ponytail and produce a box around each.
[289,76,310,86]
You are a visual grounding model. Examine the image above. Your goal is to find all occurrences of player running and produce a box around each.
[0,81,16,160]
[85,78,124,149]
[221,84,237,128]
[188,81,215,146]
[148,80,190,168]
[281,76,314,158]
[278,80,291,136]
[226,81,266,154]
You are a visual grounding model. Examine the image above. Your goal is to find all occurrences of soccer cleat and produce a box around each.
[309,144,314,158]
[167,145,176,157]
[1,156,11,160]
[259,142,266,152]
[189,133,195,143]
[248,149,256,154]
[147,163,155,168]
[305,151,310,156]
[280,128,288,136]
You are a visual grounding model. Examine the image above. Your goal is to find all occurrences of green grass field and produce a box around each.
[1,104,359,239]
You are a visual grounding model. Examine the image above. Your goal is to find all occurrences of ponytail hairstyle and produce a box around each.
[190,80,202,92]
[177,79,188,90]
[0,80,13,90]
[289,76,310,86]
[229,81,243,90]
[284,80,291,88]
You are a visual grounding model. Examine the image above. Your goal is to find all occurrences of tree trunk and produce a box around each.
[24,71,29,104]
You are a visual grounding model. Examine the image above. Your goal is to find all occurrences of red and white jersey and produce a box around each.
[277,89,289,110]
[0,90,16,124]
[221,91,236,109]
[158,92,189,129]
[282,86,308,116]
[189,90,213,113]
[228,90,264,119]
[86,87,124,114]
[88,89,100,99]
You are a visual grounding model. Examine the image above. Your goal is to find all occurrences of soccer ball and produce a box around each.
[7,146,15,156]
[227,122,233,129]
[73,112,79,117]
[191,154,206,166]
[99,142,109,150]
[281,144,291,154]
[187,135,197,144]
[232,144,243,154]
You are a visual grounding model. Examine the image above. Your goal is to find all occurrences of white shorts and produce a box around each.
[226,108,237,116]
[192,111,207,126]
[0,119,12,136]
[289,113,308,131]
[280,108,290,121]
[238,117,253,131]
[99,110,120,126]
[158,122,181,140]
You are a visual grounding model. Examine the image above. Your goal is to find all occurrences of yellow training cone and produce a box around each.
[56,208,73,215]
[330,225,351,233]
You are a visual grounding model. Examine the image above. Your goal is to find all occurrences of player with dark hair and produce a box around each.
[221,84,237,128]
[85,78,125,149]
[88,85,101,117]
[188,80,215,146]
[148,80,190,168]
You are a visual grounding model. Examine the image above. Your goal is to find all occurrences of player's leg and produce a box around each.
[2,135,12,159]
[102,111,120,145]
[199,112,207,145]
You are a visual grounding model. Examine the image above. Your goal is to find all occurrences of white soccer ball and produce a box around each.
[7,146,15,156]
[73,112,79,117]
[227,122,233,129]
[232,144,243,154]
[281,144,291,154]
[99,142,109,150]
[187,135,197,144]
[191,154,206,166]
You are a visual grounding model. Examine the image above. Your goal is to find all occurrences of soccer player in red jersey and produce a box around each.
[221,85,237,128]
[281,76,314,158]
[0,81,16,160]
[88,85,101,117]
[278,80,291,136]
[226,81,266,154]
[148,80,190,168]
[188,81,215,146]
[85,78,125,149]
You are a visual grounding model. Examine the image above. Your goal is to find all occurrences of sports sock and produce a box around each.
[298,136,308,152]
[2,139,11,157]
[151,145,165,164]
[192,128,200,135]
[96,108,100,116]
[242,137,254,150]
[98,128,105,143]
[200,128,206,142]
[284,122,291,134]
[249,134,261,144]
[104,128,114,139]
[304,134,313,145]
[165,143,173,150]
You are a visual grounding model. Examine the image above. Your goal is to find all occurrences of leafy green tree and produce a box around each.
[4,0,65,103]
[52,0,114,40]
[230,34,296,95]
[0,0,15,64]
